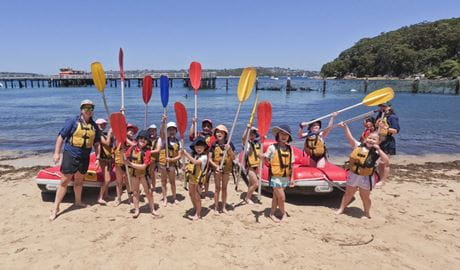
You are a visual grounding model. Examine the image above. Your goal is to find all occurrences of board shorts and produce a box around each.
[99,158,114,169]
[60,150,90,175]
[380,136,396,155]
[270,176,289,188]
[347,172,375,190]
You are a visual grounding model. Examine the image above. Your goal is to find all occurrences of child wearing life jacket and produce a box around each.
[208,124,235,215]
[298,112,338,168]
[359,117,376,143]
[113,123,138,206]
[263,125,295,223]
[159,116,182,207]
[147,124,162,192]
[124,130,159,218]
[189,118,214,200]
[241,124,262,204]
[95,118,114,205]
[181,137,209,220]
[335,122,389,219]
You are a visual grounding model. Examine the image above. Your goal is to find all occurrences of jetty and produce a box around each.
[0,72,217,89]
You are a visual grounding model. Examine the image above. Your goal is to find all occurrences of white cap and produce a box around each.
[148,124,157,129]
[166,122,177,129]
[80,99,94,107]
[95,118,107,124]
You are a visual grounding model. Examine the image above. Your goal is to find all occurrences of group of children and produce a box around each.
[91,102,397,222]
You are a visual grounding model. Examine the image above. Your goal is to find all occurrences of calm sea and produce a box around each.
[1,78,459,156]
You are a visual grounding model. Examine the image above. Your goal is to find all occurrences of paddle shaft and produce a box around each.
[120,79,125,114]
[194,93,198,138]
[122,148,134,197]
[301,92,388,127]
[163,108,169,168]
[219,102,242,169]
[323,110,375,131]
[257,137,264,200]
[101,92,110,120]
[144,104,148,129]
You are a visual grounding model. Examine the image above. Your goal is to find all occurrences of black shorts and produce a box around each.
[380,137,396,155]
[60,150,90,175]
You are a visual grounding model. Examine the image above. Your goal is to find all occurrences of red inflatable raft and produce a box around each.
[35,153,116,193]
[237,140,348,195]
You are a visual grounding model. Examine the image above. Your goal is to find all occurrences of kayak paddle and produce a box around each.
[142,75,153,129]
[257,101,272,200]
[91,62,110,119]
[174,101,188,188]
[301,87,394,127]
[119,48,126,114]
[109,112,133,199]
[189,62,202,138]
[160,75,170,168]
[236,92,259,191]
[220,67,257,170]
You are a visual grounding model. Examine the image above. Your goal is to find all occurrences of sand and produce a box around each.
[0,152,459,270]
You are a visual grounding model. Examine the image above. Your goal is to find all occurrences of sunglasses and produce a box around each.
[81,106,94,111]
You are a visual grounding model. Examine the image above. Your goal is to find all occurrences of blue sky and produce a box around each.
[1,0,459,74]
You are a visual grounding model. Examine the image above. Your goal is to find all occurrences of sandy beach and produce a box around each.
[0,152,459,270]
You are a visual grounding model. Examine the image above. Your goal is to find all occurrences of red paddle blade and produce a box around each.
[142,75,153,104]
[119,48,124,80]
[257,101,272,141]
[110,112,127,144]
[189,61,202,94]
[174,102,188,139]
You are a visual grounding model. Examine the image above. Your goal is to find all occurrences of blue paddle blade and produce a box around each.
[160,75,169,108]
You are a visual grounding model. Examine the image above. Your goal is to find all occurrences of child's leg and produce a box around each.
[194,184,202,219]
[336,185,358,214]
[131,176,141,218]
[276,188,287,219]
[188,183,197,209]
[358,188,372,218]
[114,165,124,205]
[168,168,178,203]
[221,173,230,214]
[98,163,111,204]
[149,164,156,191]
[245,169,258,204]
[203,172,211,199]
[377,162,390,185]
[316,157,326,168]
[140,176,159,216]
[213,172,222,213]
[160,167,168,206]
[270,188,280,223]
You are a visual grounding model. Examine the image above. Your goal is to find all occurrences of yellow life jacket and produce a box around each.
[376,116,389,136]
[113,142,128,165]
[246,141,261,168]
[128,146,147,177]
[150,137,160,161]
[69,120,96,148]
[270,143,292,177]
[100,133,113,160]
[304,133,326,158]
[158,138,180,166]
[211,143,233,172]
[185,153,208,184]
[348,145,379,176]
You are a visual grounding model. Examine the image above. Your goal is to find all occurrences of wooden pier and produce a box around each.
[0,72,217,89]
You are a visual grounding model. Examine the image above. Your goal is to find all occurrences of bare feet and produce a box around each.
[335,208,345,215]
[188,214,199,221]
[270,214,280,223]
[245,198,255,205]
[362,212,371,219]
[74,202,87,208]
[113,199,121,207]
[151,209,160,216]
[222,208,231,215]
[375,181,386,188]
[97,199,107,205]
[174,199,179,205]
[132,209,140,218]
[162,199,168,207]
[49,208,59,221]
[213,208,220,215]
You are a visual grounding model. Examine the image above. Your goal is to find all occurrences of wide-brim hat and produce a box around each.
[272,124,292,142]
[190,137,209,151]
[214,124,228,135]
[308,120,322,130]
[250,127,260,139]
[202,119,213,126]
[127,123,139,134]
[378,102,392,107]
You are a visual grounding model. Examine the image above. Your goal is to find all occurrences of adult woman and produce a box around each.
[49,100,101,220]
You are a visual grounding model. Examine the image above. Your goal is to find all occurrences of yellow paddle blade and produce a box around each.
[91,62,106,92]
[362,87,394,106]
[237,67,256,102]
[248,93,259,125]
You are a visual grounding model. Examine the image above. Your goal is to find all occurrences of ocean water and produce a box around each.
[0,78,459,156]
